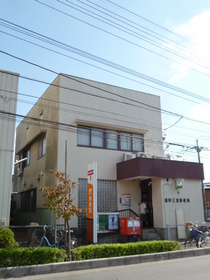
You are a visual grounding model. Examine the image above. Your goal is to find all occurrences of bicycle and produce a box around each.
[29,225,77,249]
[184,222,209,249]
[29,225,59,248]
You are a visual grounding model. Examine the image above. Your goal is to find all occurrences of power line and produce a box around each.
[106,0,200,46]
[63,0,210,73]
[1,16,210,104]
[1,16,210,103]
[0,50,182,118]
[0,109,162,149]
[0,29,203,106]
[2,109,208,158]
[35,1,210,79]
[4,82,210,146]
[1,51,210,140]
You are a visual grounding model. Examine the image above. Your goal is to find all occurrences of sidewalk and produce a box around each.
[1,247,210,279]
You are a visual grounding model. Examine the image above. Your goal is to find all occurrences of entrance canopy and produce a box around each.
[117,157,204,181]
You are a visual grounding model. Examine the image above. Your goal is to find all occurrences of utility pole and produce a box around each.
[195,140,206,221]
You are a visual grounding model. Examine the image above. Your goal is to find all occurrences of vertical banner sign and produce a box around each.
[87,163,97,243]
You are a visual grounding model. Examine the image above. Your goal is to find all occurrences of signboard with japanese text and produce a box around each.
[121,193,131,208]
[87,183,93,219]
[87,163,97,243]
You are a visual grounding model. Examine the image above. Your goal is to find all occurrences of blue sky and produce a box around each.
[1,0,210,181]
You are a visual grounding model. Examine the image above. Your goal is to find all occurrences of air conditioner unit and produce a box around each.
[146,153,152,158]
[123,153,136,161]
[136,152,147,158]
[17,168,23,177]
[162,155,168,160]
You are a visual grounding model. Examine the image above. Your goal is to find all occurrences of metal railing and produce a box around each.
[117,208,139,218]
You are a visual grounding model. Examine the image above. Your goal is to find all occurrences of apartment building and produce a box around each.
[13,74,204,239]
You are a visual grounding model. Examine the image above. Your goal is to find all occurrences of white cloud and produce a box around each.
[169,10,210,82]
[169,62,190,82]
[188,104,210,123]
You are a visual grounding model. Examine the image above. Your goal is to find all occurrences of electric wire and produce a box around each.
[0,30,204,107]
[35,1,210,79]
[3,84,210,147]
[0,3,209,159]
[1,17,210,103]
[2,51,210,141]
[2,108,206,163]
[106,0,202,47]
[64,0,210,72]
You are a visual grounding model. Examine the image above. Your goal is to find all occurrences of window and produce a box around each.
[132,134,144,152]
[77,127,90,146]
[120,132,131,151]
[91,128,103,147]
[106,130,118,150]
[21,189,36,210]
[77,125,144,152]
[21,148,30,168]
[38,136,46,158]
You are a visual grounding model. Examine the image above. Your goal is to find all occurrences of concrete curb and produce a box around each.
[1,248,210,279]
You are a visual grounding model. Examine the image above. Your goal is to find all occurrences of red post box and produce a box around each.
[120,217,141,237]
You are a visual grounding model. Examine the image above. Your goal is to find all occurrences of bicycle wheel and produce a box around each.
[29,238,46,247]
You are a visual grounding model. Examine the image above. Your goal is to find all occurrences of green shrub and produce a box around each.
[0,247,68,268]
[0,228,19,248]
[72,240,181,260]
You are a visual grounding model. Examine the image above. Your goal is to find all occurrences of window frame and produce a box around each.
[91,128,104,148]
[106,130,118,150]
[77,125,144,152]
[120,132,132,151]
[38,136,46,159]
[21,148,30,168]
[77,126,91,146]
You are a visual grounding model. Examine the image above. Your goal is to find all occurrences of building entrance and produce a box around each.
[140,179,153,228]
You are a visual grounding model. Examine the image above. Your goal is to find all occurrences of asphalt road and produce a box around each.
[9,255,210,280]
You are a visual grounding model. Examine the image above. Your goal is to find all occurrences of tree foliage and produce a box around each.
[39,170,86,257]
[40,170,86,221]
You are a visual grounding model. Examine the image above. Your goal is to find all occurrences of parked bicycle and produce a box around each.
[29,225,77,249]
[184,222,209,248]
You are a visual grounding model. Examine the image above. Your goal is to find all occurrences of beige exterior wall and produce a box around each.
[55,75,163,227]
[152,178,164,228]
[0,70,19,226]
[144,177,205,232]
[13,73,204,236]
[57,75,163,177]
[14,76,60,217]
[117,180,141,215]
[151,178,204,230]
[161,178,204,227]
[14,74,164,227]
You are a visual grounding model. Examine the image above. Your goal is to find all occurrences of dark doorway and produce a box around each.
[140,179,153,228]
